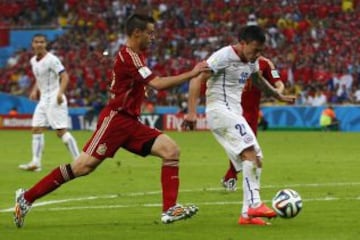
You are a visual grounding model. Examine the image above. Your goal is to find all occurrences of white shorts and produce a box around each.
[32,95,69,129]
[206,108,263,171]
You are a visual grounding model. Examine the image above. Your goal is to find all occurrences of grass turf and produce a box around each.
[0,130,359,239]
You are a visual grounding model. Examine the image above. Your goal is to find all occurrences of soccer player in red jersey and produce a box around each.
[13,14,209,228]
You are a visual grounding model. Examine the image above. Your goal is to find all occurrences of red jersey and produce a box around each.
[107,46,156,117]
[241,57,282,134]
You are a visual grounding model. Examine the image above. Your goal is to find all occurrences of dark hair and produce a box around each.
[32,33,47,41]
[125,14,155,36]
[238,25,266,44]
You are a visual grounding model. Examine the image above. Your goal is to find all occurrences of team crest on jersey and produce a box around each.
[238,72,249,84]
[96,143,107,156]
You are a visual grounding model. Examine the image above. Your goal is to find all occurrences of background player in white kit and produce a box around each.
[184,25,295,225]
[19,34,80,172]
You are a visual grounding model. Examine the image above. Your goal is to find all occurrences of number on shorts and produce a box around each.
[235,124,247,136]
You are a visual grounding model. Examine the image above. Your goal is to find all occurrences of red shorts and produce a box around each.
[83,107,162,160]
[243,111,258,135]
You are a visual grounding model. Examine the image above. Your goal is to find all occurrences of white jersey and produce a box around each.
[30,52,65,100]
[205,46,262,170]
[30,52,69,129]
[206,45,259,115]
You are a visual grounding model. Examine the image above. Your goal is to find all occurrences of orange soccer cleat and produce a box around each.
[238,216,270,225]
[248,203,277,218]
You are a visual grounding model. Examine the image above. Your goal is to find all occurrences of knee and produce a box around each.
[32,127,44,134]
[163,143,180,160]
[240,146,257,161]
[256,157,263,168]
[152,134,181,160]
[56,129,67,138]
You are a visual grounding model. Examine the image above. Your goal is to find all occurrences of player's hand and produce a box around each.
[192,61,210,76]
[277,94,296,104]
[182,119,197,130]
[29,90,38,101]
[29,89,40,101]
[57,94,64,105]
[182,113,197,131]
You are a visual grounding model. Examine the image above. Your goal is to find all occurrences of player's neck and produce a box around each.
[35,51,47,61]
[126,41,141,54]
[232,44,248,63]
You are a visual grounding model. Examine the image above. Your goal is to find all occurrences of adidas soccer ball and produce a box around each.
[272,189,302,218]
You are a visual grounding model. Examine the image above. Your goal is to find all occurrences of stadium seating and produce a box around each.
[1,0,359,107]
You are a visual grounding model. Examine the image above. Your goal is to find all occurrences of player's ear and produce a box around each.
[133,28,143,37]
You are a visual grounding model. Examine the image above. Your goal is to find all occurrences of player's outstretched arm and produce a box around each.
[274,80,285,94]
[251,71,295,103]
[148,61,209,90]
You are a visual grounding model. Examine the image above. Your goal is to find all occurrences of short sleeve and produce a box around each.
[51,55,65,74]
[259,58,281,84]
[206,47,229,74]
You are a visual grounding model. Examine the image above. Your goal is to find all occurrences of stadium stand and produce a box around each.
[1,0,360,108]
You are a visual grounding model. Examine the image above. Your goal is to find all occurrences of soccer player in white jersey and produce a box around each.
[18,34,80,172]
[184,25,295,225]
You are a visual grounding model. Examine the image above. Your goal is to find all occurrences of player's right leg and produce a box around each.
[14,189,32,228]
[19,126,46,172]
[14,152,101,228]
[241,148,276,219]
[221,161,238,191]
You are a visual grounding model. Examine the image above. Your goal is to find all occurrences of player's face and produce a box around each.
[242,40,264,63]
[32,36,47,55]
[139,23,155,51]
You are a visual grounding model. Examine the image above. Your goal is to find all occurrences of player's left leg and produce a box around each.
[150,134,198,223]
[253,142,264,188]
[56,129,80,160]
[49,97,80,160]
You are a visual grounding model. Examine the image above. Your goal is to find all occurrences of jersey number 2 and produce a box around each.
[235,124,247,136]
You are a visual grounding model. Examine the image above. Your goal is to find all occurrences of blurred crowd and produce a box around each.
[1,0,360,112]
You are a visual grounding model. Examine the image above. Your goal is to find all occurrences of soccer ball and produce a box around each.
[272,189,302,218]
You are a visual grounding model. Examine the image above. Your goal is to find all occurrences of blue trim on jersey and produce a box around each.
[222,70,231,110]
[58,69,65,75]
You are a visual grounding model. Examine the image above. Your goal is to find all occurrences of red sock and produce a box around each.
[24,164,75,203]
[224,160,238,180]
[161,165,179,212]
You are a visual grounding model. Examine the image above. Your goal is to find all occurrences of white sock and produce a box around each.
[241,181,249,218]
[255,167,262,188]
[32,133,44,166]
[61,132,80,160]
[242,160,261,207]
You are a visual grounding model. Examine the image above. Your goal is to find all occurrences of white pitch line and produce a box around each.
[2,196,360,213]
[1,182,359,213]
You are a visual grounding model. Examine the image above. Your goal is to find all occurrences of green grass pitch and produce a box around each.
[0,130,359,239]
